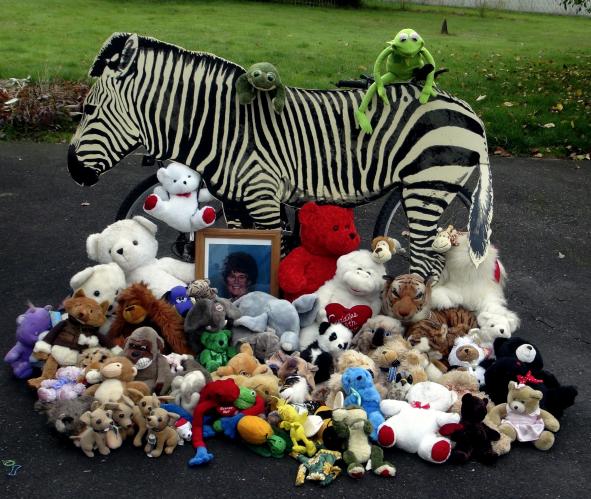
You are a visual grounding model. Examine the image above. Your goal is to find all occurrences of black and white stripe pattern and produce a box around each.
[69,33,492,277]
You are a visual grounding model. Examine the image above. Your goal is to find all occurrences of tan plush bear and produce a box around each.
[486,381,560,451]
[213,343,271,378]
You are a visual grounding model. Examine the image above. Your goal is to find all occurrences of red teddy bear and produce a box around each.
[278,202,360,301]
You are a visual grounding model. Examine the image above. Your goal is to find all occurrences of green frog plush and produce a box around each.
[356,28,437,134]
[236,62,286,113]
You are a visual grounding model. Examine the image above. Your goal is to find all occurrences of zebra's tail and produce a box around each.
[468,154,493,267]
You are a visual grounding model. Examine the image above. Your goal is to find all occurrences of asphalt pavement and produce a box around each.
[0,143,589,499]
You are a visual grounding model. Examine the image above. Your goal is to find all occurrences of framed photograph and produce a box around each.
[195,228,282,299]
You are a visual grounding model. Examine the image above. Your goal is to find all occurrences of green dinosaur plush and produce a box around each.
[356,28,437,134]
[235,62,286,113]
[332,407,396,479]
[199,330,236,372]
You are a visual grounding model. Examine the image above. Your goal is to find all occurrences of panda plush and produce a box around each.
[301,322,352,384]
[483,336,578,418]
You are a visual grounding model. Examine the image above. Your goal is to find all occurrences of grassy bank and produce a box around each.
[1,0,589,156]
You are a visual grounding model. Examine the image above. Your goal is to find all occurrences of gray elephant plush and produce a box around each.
[184,297,242,353]
[232,292,319,352]
[235,329,282,362]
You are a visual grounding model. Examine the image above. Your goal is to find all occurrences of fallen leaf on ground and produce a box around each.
[494,146,512,157]
[542,123,555,128]
[503,101,514,107]
[476,95,486,101]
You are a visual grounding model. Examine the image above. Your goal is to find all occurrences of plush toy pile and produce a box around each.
[6,205,578,485]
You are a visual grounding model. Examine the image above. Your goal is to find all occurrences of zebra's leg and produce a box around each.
[403,190,457,279]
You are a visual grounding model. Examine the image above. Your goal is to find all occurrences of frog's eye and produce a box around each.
[399,33,409,42]
[410,32,419,42]
[267,73,275,82]
[253,70,261,78]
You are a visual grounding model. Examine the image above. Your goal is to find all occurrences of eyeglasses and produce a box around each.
[227,271,248,283]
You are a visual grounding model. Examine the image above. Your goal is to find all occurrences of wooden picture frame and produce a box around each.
[195,228,282,299]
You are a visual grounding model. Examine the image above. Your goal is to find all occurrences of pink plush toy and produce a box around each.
[37,366,86,402]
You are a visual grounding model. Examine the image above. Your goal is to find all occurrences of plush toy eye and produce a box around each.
[253,70,261,78]
[142,402,146,407]
[267,73,275,82]
[390,288,399,298]
[108,249,112,254]
[399,33,409,42]
[93,290,100,297]
[333,225,339,231]
[133,240,138,245]
[173,179,177,183]
[410,32,419,41]
[158,417,162,422]
[415,291,424,299]
[119,413,124,418]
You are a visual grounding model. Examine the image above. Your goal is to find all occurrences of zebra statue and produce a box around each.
[69,33,493,278]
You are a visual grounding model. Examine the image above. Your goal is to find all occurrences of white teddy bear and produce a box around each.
[377,381,460,464]
[468,311,512,357]
[69,263,126,334]
[143,162,216,233]
[299,250,385,350]
[86,216,195,298]
[430,231,520,333]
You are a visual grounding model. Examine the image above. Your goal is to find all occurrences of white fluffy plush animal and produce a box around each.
[299,250,386,349]
[86,216,195,298]
[469,311,513,356]
[143,162,216,233]
[377,382,460,464]
[169,370,208,413]
[69,263,126,334]
[447,336,486,385]
[430,231,519,332]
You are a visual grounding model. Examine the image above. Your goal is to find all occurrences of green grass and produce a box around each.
[1,0,590,156]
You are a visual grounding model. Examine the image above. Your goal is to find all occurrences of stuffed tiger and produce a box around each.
[381,274,432,324]
[406,307,478,360]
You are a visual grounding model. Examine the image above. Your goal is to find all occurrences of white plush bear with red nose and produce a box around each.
[143,162,216,233]
[86,216,194,298]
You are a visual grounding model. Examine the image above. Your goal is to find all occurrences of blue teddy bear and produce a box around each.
[341,367,385,440]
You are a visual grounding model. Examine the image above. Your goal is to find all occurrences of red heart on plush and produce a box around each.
[325,303,373,333]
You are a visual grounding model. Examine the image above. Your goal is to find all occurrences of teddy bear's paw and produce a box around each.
[377,424,396,448]
[202,207,216,225]
[347,464,365,479]
[429,439,452,463]
[143,194,160,211]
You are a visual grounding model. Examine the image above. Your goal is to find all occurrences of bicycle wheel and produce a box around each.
[373,186,472,276]
[116,173,226,262]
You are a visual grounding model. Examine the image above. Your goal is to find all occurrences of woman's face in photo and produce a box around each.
[226,270,250,299]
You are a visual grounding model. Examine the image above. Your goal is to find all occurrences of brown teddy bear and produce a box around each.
[108,282,190,354]
[84,356,150,403]
[486,381,560,451]
[213,343,271,378]
[438,370,511,456]
[28,290,113,388]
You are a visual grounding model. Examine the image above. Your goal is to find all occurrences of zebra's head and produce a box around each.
[68,33,142,186]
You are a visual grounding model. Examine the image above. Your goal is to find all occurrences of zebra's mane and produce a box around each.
[89,32,246,78]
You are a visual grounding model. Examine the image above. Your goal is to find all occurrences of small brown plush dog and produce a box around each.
[72,401,116,457]
[105,396,136,442]
[144,408,181,457]
[133,393,162,447]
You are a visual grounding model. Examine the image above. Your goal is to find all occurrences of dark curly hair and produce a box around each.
[222,252,258,285]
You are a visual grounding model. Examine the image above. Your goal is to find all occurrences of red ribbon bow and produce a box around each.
[410,401,431,409]
[516,370,543,385]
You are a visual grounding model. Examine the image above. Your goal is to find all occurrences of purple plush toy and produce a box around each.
[4,304,53,379]
[165,286,194,317]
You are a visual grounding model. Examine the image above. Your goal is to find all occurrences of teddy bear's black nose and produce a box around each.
[219,340,224,346]
[117,248,124,255]
[500,329,504,334]
[96,419,102,425]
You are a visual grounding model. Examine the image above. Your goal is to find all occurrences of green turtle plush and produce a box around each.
[236,62,286,113]
[356,28,437,134]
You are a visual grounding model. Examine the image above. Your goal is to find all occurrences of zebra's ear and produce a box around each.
[115,34,139,78]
